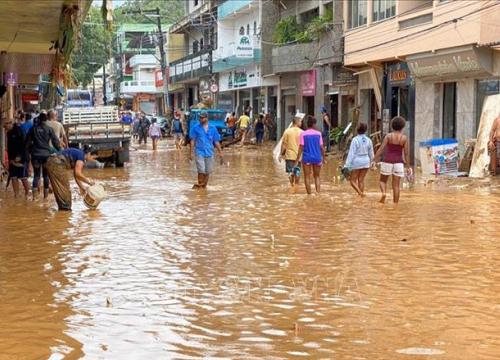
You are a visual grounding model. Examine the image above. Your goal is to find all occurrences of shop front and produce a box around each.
[218,64,278,117]
[407,45,498,159]
[327,65,358,128]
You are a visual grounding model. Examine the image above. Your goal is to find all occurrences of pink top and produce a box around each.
[149,123,162,138]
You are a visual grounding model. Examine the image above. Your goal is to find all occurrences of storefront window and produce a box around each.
[348,0,367,29]
[373,0,396,22]
[442,82,456,139]
[476,79,500,130]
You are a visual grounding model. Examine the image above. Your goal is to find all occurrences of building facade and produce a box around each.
[115,24,162,114]
[168,0,217,111]
[213,0,279,118]
[343,0,500,163]
[266,0,344,136]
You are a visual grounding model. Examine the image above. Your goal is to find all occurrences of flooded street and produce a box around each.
[1,142,499,359]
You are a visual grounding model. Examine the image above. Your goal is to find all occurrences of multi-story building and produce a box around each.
[168,0,217,111]
[343,0,500,163]
[265,0,345,136]
[116,24,163,114]
[213,0,279,117]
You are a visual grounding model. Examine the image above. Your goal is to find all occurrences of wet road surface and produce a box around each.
[0,141,499,359]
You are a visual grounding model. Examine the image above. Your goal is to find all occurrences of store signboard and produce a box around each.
[388,62,410,86]
[407,47,493,78]
[235,35,253,58]
[155,69,163,88]
[301,70,316,96]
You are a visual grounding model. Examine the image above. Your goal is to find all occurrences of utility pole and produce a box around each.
[155,7,170,116]
[103,64,107,105]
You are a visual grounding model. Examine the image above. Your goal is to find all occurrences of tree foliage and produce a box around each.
[71,0,184,87]
[71,6,112,87]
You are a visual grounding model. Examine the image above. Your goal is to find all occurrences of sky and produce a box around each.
[92,0,127,8]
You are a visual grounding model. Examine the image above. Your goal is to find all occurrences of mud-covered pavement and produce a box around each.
[0,141,499,359]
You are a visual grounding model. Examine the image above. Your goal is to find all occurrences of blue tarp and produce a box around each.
[419,138,458,147]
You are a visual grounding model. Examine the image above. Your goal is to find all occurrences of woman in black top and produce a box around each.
[254,114,265,145]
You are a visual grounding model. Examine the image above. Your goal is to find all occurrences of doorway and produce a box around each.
[303,96,315,117]
[329,94,339,128]
[442,82,456,138]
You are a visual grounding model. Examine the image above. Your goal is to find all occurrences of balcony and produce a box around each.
[120,80,159,94]
[129,54,158,68]
[169,49,211,84]
[218,0,256,20]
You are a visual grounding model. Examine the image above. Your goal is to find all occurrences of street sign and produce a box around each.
[210,84,218,93]
[120,99,126,106]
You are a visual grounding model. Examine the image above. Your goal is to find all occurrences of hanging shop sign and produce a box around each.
[155,69,163,88]
[199,77,211,98]
[235,35,253,58]
[301,70,316,96]
[210,84,219,93]
[407,46,493,79]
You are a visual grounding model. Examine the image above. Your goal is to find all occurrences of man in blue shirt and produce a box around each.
[189,111,223,189]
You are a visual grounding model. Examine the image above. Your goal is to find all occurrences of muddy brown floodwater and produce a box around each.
[0,141,499,359]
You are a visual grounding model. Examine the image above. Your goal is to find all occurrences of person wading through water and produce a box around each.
[26,112,60,200]
[5,119,30,198]
[374,116,410,204]
[189,111,224,189]
[45,145,98,211]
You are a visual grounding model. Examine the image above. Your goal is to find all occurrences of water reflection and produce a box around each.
[0,143,499,359]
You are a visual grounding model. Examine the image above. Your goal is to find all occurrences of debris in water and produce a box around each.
[470,220,475,224]
[294,322,299,337]
[401,238,407,242]
[271,234,275,249]
[106,297,112,307]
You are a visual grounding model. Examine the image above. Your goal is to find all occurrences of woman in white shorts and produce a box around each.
[374,116,409,203]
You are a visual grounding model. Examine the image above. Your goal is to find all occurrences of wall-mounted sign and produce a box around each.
[228,69,248,89]
[199,78,211,97]
[301,70,316,96]
[407,46,493,79]
[388,62,410,86]
[235,35,253,58]
[210,84,218,93]
[332,66,356,86]
[21,93,39,102]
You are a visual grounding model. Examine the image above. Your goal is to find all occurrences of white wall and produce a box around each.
[215,7,260,60]
[188,0,204,14]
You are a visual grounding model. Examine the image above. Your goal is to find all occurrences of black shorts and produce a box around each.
[9,163,27,179]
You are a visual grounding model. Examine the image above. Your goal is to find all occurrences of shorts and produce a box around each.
[380,162,404,177]
[285,159,299,173]
[9,162,27,179]
[195,155,215,174]
[173,132,183,141]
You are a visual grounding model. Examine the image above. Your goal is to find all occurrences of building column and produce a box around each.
[319,0,325,16]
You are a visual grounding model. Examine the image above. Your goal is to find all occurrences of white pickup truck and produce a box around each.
[62,106,131,167]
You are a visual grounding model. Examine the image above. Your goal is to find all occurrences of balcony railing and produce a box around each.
[120,80,158,94]
[169,49,211,83]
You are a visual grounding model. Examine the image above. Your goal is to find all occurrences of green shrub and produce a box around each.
[274,12,333,46]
